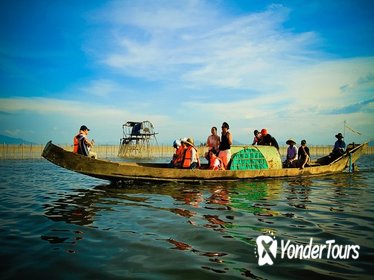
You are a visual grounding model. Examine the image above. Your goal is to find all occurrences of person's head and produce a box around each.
[221,122,229,132]
[180,138,188,147]
[335,133,344,139]
[80,125,90,135]
[254,129,259,136]
[183,138,195,147]
[173,139,181,149]
[211,127,218,135]
[286,139,296,146]
[206,149,217,160]
[211,148,218,156]
[301,140,306,146]
[261,128,268,136]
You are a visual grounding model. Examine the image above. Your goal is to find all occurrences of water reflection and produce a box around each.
[41,180,285,277]
[286,179,312,210]
[43,180,286,233]
[40,174,372,279]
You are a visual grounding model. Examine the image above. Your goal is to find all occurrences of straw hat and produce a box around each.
[286,139,296,145]
[184,137,195,146]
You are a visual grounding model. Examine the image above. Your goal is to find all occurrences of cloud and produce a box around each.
[328,98,374,114]
[98,2,319,89]
[4,129,22,137]
[80,79,122,97]
[2,1,373,145]
[0,97,172,143]
[0,97,169,121]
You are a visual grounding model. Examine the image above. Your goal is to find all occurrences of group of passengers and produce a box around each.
[72,124,346,171]
[251,128,279,150]
[283,139,310,169]
[171,121,347,171]
[170,123,284,170]
[170,122,232,170]
[251,128,312,169]
[283,132,346,169]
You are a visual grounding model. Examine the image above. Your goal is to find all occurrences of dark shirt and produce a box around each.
[298,146,310,160]
[77,134,89,156]
[219,133,231,151]
[259,134,279,150]
[333,139,346,151]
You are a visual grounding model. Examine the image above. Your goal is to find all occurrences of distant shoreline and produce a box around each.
[0,144,373,160]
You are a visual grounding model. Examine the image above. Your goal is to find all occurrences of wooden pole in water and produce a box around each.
[344,120,346,139]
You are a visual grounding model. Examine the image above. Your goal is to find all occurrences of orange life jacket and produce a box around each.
[182,146,200,168]
[73,134,79,153]
[209,156,225,170]
[173,146,185,166]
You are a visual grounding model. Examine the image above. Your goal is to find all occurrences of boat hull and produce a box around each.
[42,141,367,183]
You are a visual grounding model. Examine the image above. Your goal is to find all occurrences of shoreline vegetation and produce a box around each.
[0,143,373,160]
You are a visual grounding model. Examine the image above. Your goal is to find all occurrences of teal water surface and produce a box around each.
[0,156,373,279]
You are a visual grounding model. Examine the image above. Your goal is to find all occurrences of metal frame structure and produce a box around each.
[118,121,158,158]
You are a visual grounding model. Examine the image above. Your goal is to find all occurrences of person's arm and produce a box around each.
[272,137,279,150]
[84,137,94,147]
[252,136,256,145]
[191,148,197,162]
[227,132,233,146]
[292,146,298,160]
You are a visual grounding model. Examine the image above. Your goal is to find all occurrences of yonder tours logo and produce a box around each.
[255,232,360,266]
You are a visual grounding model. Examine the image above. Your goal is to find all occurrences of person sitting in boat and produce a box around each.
[298,139,310,169]
[252,129,262,145]
[206,149,225,170]
[170,139,185,168]
[218,122,233,169]
[258,128,279,151]
[75,125,97,159]
[181,138,200,169]
[206,126,220,152]
[332,133,346,158]
[284,139,298,168]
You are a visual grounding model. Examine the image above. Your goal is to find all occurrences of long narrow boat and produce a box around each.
[42,141,367,183]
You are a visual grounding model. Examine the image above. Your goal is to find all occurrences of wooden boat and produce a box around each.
[42,141,367,183]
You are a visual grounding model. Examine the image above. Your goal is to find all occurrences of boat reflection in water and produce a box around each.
[41,173,370,279]
[41,179,284,276]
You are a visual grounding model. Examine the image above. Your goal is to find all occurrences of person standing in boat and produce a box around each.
[298,139,310,169]
[258,128,279,151]
[75,125,97,159]
[218,122,233,169]
[182,138,200,169]
[206,126,220,153]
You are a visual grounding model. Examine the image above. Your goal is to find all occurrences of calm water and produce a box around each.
[0,156,373,280]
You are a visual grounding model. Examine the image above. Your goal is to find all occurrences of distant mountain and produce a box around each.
[0,134,35,144]
[233,140,246,145]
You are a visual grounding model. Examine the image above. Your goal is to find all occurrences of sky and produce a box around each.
[0,0,373,145]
